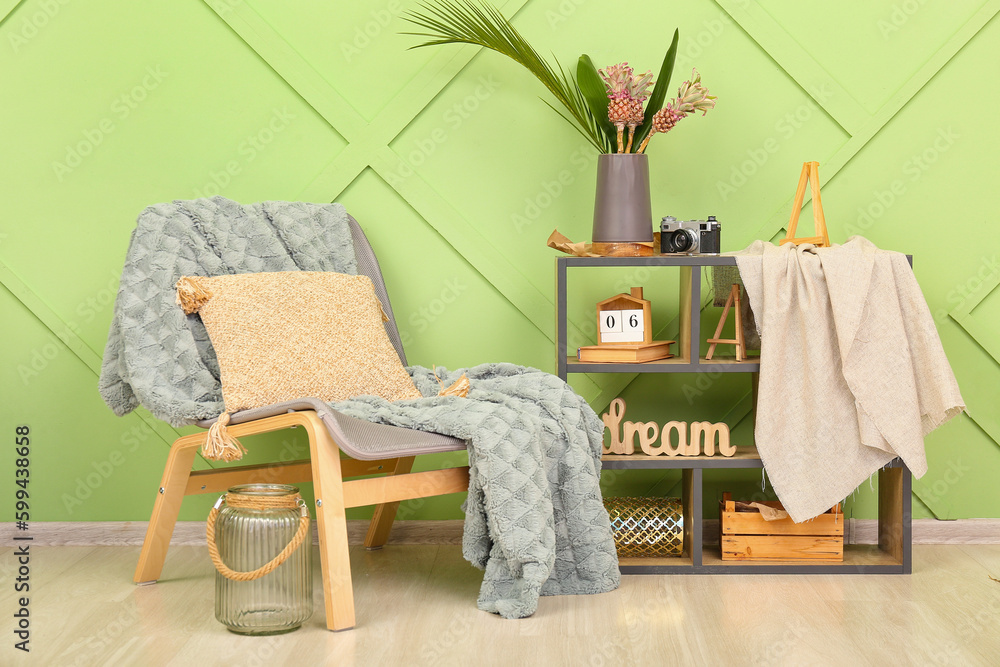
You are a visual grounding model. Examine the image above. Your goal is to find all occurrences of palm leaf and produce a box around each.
[632,29,679,150]
[403,0,610,152]
[577,54,618,152]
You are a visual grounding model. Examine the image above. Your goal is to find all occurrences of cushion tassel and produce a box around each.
[202,412,247,462]
[435,371,470,398]
[176,276,213,314]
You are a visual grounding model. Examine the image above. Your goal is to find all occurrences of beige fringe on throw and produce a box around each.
[175,276,213,314]
[436,372,470,397]
[204,412,248,463]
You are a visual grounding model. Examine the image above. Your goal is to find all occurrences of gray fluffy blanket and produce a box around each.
[99,197,619,618]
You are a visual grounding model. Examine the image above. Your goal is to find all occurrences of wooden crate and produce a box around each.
[720,492,844,562]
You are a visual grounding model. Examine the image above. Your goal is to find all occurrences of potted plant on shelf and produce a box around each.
[404,0,717,255]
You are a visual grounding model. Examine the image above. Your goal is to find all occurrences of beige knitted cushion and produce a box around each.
[176,271,422,460]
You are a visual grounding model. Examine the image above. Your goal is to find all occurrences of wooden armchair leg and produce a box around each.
[364,456,415,550]
[304,413,356,631]
[134,435,203,584]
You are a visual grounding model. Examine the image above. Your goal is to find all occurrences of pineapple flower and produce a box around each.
[652,103,684,133]
[636,70,717,154]
[599,62,633,100]
[673,68,717,116]
[627,69,655,102]
[622,69,653,152]
[600,62,635,152]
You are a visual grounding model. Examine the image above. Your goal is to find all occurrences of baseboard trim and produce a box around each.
[3,518,998,548]
[1,520,464,547]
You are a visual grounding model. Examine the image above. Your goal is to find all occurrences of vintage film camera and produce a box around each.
[660,216,722,254]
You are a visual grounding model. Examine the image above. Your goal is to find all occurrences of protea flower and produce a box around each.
[637,68,717,154]
[624,69,654,153]
[599,62,633,153]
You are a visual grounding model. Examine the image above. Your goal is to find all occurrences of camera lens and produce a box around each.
[670,229,693,252]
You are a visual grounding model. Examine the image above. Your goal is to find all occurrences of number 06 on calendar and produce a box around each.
[577,287,674,363]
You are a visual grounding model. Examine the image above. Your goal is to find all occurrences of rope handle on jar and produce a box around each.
[206,494,310,581]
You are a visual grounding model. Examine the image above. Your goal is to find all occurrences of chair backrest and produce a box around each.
[346,215,408,366]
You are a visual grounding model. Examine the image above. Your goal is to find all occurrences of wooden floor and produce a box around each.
[2,545,998,666]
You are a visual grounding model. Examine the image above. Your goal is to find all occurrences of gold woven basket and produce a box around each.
[604,496,684,558]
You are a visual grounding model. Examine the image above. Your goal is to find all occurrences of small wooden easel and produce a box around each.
[706,284,745,361]
[782,161,830,248]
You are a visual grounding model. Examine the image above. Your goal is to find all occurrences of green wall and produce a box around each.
[2,0,998,523]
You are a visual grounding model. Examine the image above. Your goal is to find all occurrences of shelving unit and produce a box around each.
[556,255,912,575]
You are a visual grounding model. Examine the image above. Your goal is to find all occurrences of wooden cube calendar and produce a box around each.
[597,287,651,345]
[578,287,674,363]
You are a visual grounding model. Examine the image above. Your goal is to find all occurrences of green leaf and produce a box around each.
[633,29,679,150]
[577,54,618,152]
[403,0,608,153]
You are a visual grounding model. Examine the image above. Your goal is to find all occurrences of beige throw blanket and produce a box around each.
[733,237,964,522]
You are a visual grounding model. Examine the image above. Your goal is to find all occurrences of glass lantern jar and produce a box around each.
[208,484,313,635]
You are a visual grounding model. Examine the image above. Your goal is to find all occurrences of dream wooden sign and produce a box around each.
[601,398,735,457]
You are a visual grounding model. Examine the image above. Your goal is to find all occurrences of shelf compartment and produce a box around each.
[618,554,694,574]
[618,546,903,575]
[617,546,903,575]
[699,544,903,574]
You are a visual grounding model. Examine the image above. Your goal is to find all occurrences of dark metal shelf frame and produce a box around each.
[555,254,913,575]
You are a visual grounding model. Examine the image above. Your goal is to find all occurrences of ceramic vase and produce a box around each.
[591,153,654,243]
